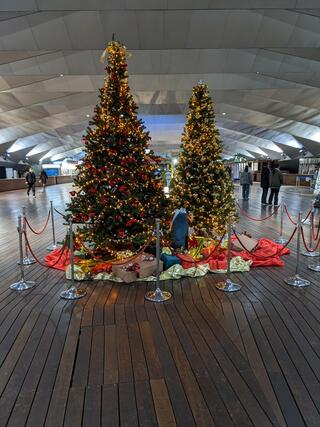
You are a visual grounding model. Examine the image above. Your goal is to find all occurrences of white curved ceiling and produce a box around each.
[1,1,320,161]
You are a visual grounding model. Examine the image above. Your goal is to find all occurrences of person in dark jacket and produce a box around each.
[39,169,48,192]
[240,165,253,200]
[268,161,283,206]
[260,162,270,205]
[25,167,36,197]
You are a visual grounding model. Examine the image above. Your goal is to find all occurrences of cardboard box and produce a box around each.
[112,263,138,283]
[233,234,258,252]
[139,260,163,279]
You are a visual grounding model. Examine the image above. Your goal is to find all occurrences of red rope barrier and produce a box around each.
[54,207,66,220]
[301,227,320,253]
[77,234,155,266]
[237,203,280,221]
[25,211,51,235]
[23,231,68,268]
[232,227,297,260]
[311,214,320,241]
[284,206,311,225]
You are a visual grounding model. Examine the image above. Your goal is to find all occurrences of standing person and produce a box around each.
[240,165,252,200]
[268,161,283,206]
[260,162,270,205]
[39,169,48,192]
[25,167,36,197]
[170,207,189,251]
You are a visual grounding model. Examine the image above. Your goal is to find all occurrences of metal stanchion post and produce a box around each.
[302,200,313,225]
[60,220,86,300]
[18,206,36,265]
[284,212,310,287]
[145,219,172,302]
[302,209,320,257]
[47,201,60,251]
[275,197,287,245]
[10,216,35,291]
[216,216,241,292]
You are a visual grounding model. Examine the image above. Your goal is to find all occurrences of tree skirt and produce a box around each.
[177,238,290,270]
[44,238,289,282]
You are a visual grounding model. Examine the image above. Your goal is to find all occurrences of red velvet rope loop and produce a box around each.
[284,206,311,225]
[311,214,320,241]
[301,227,320,253]
[237,202,281,221]
[232,227,297,260]
[77,234,155,266]
[54,207,66,220]
[25,210,51,235]
[23,231,68,268]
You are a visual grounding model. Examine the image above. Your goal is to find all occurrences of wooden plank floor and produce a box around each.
[0,183,320,426]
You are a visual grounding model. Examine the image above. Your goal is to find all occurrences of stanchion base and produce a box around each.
[10,280,35,291]
[308,263,320,272]
[47,243,61,252]
[284,275,310,287]
[145,289,172,302]
[275,237,287,245]
[60,286,86,300]
[216,279,241,292]
[302,251,320,257]
[18,256,36,266]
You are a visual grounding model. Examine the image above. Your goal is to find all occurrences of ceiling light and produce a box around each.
[256,71,260,74]
[222,112,226,116]
[86,114,90,118]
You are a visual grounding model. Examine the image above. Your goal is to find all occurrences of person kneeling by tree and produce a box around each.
[25,167,36,197]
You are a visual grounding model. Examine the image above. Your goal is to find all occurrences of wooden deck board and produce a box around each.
[1,184,320,425]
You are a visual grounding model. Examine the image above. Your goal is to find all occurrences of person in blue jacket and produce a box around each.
[171,208,189,250]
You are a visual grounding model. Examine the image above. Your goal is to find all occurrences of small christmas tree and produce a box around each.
[172,82,236,235]
[68,40,166,255]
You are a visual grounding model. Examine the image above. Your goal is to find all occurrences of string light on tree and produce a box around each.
[172,82,237,235]
[66,39,167,255]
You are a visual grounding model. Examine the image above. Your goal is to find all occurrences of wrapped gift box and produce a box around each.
[139,260,163,279]
[112,262,139,283]
[233,234,258,252]
[160,253,181,270]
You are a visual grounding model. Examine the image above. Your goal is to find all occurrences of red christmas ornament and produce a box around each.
[81,213,89,222]
[126,218,138,227]
[118,185,127,193]
[115,214,122,221]
[69,191,76,197]
[118,229,125,238]
[89,212,95,220]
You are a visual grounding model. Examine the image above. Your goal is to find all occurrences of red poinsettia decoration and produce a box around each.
[81,213,88,222]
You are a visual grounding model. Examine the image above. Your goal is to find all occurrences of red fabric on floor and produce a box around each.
[177,238,290,270]
[44,247,76,271]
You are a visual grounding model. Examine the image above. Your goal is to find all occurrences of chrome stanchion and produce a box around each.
[302,201,313,225]
[145,218,172,302]
[18,206,36,265]
[11,216,35,291]
[302,209,320,257]
[60,220,86,300]
[216,216,241,292]
[284,212,310,287]
[275,198,287,245]
[47,201,60,251]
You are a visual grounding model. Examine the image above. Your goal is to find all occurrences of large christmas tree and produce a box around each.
[67,40,166,255]
[172,82,236,235]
